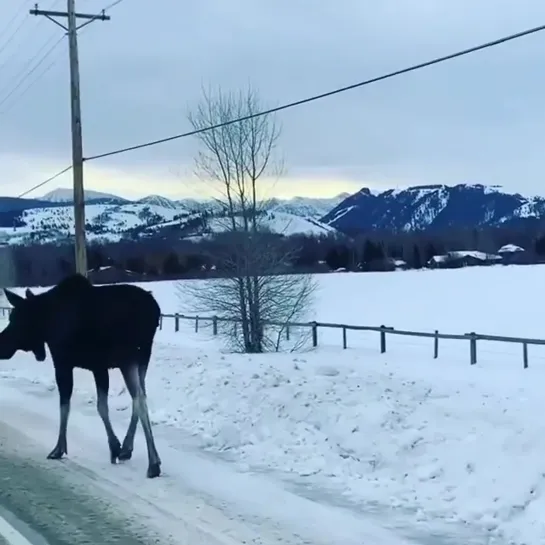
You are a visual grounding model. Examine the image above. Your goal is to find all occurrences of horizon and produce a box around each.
[6,181,534,203]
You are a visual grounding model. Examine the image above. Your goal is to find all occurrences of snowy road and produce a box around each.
[0,370,428,545]
[0,428,149,545]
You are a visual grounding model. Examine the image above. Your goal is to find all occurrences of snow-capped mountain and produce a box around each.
[321,184,545,233]
[0,189,345,246]
[136,195,179,210]
[41,188,129,204]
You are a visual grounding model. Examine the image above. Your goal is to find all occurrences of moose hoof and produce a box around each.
[109,442,121,464]
[47,448,66,460]
[118,449,133,461]
[146,463,161,479]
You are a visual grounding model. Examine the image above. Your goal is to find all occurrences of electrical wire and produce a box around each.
[8,1,125,199]
[17,165,72,198]
[103,0,126,9]
[16,20,545,198]
[83,21,545,162]
[0,0,114,114]
[0,34,65,111]
[79,0,126,26]
[0,1,29,49]
[0,51,64,115]
[0,4,32,60]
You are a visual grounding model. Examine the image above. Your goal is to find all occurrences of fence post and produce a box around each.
[195,316,199,333]
[434,330,439,359]
[380,325,387,353]
[174,313,180,333]
[286,324,290,341]
[468,332,477,365]
[159,315,163,331]
[342,326,347,349]
[212,316,218,335]
[523,342,528,369]
[311,322,318,347]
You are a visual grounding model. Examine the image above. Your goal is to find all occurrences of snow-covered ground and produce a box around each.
[2,264,545,543]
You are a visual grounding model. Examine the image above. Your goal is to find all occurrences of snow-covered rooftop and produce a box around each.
[498,243,525,254]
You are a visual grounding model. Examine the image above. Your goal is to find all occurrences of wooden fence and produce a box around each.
[0,306,540,369]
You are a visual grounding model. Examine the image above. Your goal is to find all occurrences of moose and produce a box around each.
[0,273,163,478]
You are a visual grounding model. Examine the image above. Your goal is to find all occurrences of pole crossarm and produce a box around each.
[29,4,111,31]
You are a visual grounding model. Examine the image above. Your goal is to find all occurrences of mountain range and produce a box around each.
[0,188,347,245]
[0,183,542,246]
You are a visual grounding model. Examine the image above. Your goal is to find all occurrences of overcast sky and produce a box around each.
[0,0,545,200]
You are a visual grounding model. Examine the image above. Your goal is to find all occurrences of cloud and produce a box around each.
[1,0,545,199]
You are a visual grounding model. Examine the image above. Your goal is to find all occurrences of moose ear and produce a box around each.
[4,289,24,308]
[25,288,35,298]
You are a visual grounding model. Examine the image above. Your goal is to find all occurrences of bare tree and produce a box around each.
[177,86,316,353]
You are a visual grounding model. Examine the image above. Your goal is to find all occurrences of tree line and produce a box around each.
[3,217,545,288]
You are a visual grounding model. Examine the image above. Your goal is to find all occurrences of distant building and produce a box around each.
[360,257,408,272]
[87,265,143,285]
[427,250,501,269]
[497,244,530,265]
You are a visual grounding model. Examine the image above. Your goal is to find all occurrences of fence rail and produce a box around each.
[0,306,539,369]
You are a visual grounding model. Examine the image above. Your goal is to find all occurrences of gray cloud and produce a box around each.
[1,0,545,198]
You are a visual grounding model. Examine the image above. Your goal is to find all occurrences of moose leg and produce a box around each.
[119,361,148,461]
[118,411,138,461]
[121,364,161,478]
[47,366,74,459]
[93,369,121,463]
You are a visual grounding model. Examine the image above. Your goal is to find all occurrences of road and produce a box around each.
[0,426,157,545]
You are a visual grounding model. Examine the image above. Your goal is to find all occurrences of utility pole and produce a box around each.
[30,2,111,276]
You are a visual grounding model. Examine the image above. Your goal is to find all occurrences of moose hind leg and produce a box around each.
[47,366,73,460]
[118,412,138,461]
[121,364,161,478]
[119,361,148,461]
[93,369,121,463]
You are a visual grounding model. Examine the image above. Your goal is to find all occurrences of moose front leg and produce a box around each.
[47,366,74,459]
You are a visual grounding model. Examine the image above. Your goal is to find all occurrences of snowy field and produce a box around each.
[1,265,545,543]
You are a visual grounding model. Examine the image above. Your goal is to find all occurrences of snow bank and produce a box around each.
[151,342,545,544]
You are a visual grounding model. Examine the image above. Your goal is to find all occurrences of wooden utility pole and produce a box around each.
[30,2,111,276]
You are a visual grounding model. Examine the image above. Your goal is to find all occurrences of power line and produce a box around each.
[16,20,545,199]
[0,1,60,64]
[17,165,72,198]
[84,21,545,162]
[71,0,125,31]
[0,9,32,61]
[0,2,107,116]
[0,2,29,50]
[0,34,65,111]
[0,50,64,114]
[103,0,125,10]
